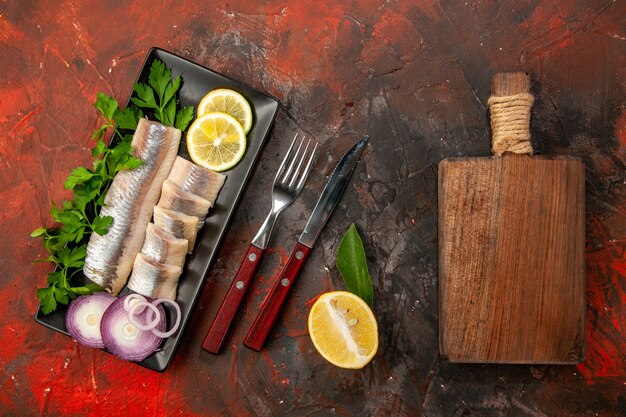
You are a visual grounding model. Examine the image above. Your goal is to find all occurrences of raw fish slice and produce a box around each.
[157,179,212,222]
[84,119,181,294]
[167,156,225,204]
[153,206,199,253]
[153,280,178,301]
[140,223,188,268]
[127,253,182,300]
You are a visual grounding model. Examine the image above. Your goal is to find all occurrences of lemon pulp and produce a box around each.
[197,88,253,134]
[308,291,378,369]
[185,112,246,172]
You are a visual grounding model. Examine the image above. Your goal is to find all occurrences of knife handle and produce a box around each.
[202,244,265,354]
[243,242,312,351]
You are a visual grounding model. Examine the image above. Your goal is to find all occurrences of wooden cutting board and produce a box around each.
[438,73,586,363]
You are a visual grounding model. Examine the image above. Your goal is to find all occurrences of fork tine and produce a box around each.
[288,139,311,187]
[274,134,298,183]
[295,142,318,191]
[281,135,304,184]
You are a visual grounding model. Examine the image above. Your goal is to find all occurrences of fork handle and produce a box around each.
[202,244,265,354]
[243,241,312,351]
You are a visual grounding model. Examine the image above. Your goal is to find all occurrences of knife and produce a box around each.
[243,135,369,351]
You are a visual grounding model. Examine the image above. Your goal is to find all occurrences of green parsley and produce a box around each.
[131,59,194,130]
[33,59,194,314]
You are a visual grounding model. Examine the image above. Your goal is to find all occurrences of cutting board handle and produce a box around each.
[488,72,534,156]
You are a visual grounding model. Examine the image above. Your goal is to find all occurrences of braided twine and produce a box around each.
[487,93,534,156]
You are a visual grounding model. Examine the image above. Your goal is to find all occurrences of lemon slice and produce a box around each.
[186,112,246,172]
[197,88,253,134]
[308,291,378,369]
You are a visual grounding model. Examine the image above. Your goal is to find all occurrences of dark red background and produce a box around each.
[1,1,624,416]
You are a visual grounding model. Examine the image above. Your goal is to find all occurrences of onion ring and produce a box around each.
[124,293,148,313]
[128,301,161,331]
[150,298,182,338]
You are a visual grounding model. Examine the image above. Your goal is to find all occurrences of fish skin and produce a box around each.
[153,206,199,253]
[167,156,225,204]
[130,159,224,301]
[127,253,182,300]
[140,223,188,267]
[157,179,212,221]
[83,119,181,294]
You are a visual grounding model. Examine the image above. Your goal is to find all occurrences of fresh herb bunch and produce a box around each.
[131,60,195,130]
[32,95,142,314]
[33,59,194,314]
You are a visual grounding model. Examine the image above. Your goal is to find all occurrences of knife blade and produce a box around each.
[243,135,369,351]
[299,135,369,248]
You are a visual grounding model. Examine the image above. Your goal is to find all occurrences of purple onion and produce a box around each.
[150,298,182,338]
[128,301,161,331]
[65,292,116,348]
[101,294,166,362]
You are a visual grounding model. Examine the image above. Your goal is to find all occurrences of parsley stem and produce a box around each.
[92,202,99,219]
[69,269,82,280]
[60,268,70,289]
[113,127,124,141]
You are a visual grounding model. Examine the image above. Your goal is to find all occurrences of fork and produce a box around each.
[202,134,317,354]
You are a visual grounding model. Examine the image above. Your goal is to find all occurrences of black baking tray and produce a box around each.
[35,47,280,372]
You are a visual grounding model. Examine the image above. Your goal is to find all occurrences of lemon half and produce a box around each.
[308,291,378,369]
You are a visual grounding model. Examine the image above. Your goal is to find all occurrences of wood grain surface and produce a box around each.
[439,154,586,363]
[439,72,587,363]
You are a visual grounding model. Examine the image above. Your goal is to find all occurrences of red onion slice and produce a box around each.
[149,298,182,338]
[123,293,148,314]
[128,301,161,331]
[65,292,116,349]
[101,295,165,362]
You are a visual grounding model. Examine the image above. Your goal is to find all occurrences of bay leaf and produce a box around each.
[336,224,373,306]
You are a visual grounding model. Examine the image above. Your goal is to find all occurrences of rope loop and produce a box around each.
[487,93,534,156]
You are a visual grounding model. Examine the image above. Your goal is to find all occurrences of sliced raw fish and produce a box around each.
[140,223,188,268]
[127,253,182,300]
[153,206,199,253]
[157,179,212,222]
[84,119,181,294]
[167,156,225,204]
